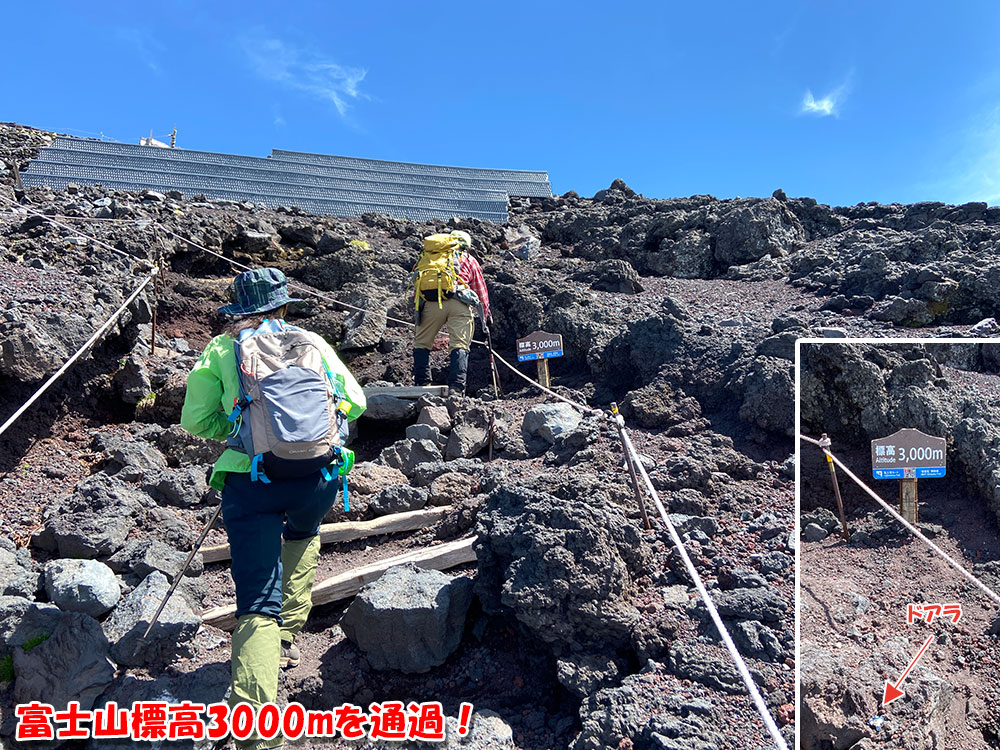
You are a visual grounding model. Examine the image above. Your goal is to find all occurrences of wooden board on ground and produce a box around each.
[201,536,477,631]
[362,385,449,398]
[200,506,452,564]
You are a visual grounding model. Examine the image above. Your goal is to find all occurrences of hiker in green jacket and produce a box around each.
[181,268,365,750]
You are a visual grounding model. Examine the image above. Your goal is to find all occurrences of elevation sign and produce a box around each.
[516,332,564,362]
[871,428,947,479]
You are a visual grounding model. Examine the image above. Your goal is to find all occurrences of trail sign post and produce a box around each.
[516,331,564,389]
[871,428,947,523]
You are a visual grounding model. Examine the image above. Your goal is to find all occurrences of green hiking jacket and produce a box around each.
[180,327,367,490]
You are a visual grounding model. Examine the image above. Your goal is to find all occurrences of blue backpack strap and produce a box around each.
[250,454,271,484]
[342,476,349,513]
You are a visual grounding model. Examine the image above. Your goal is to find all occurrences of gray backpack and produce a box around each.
[226,320,349,484]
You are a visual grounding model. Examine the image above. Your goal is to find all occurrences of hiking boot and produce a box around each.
[448,348,469,395]
[280,640,300,669]
[413,348,432,386]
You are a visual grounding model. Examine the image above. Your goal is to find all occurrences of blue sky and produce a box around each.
[4,1,999,206]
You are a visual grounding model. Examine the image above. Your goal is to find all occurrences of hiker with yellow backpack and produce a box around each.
[181,268,366,750]
[410,230,491,395]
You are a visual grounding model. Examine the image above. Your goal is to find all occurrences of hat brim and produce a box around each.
[218,295,303,316]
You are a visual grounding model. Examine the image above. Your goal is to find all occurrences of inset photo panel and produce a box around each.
[796,338,1000,750]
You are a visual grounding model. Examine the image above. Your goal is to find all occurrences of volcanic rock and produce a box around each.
[341,564,474,673]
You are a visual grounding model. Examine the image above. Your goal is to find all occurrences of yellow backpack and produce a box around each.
[413,231,471,310]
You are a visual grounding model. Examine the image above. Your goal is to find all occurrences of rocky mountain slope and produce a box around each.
[1,120,999,749]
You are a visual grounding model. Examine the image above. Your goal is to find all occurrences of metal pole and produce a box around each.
[610,403,652,530]
[142,504,223,639]
[818,434,851,542]
[483,322,502,399]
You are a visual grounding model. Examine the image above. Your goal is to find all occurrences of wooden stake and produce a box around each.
[199,506,452,564]
[536,358,550,389]
[819,434,850,541]
[610,403,652,531]
[900,478,918,524]
[201,537,476,631]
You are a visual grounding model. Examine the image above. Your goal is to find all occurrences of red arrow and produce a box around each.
[883,634,934,706]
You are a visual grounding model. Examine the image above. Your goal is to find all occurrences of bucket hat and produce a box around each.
[218,268,303,316]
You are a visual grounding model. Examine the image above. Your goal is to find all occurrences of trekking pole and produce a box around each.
[482,322,503,399]
[609,403,652,531]
[141,503,223,639]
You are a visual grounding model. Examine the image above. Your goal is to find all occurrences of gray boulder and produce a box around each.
[0,547,40,598]
[13,611,115,711]
[44,559,121,617]
[101,435,168,480]
[86,664,232,749]
[406,422,446,446]
[669,638,744,693]
[801,641,953,749]
[738,356,795,436]
[0,596,63,649]
[0,316,65,381]
[475,485,649,653]
[711,586,788,623]
[103,572,200,667]
[445,407,491,460]
[589,259,644,294]
[556,654,621,699]
[41,512,136,558]
[107,539,203,581]
[365,394,418,422]
[142,466,210,507]
[340,307,388,350]
[803,523,829,542]
[429,472,478,506]
[417,405,452,433]
[522,403,583,445]
[115,353,152,404]
[379,438,442,477]
[367,709,515,750]
[712,198,804,266]
[574,662,725,750]
[369,485,429,516]
[341,564,474,673]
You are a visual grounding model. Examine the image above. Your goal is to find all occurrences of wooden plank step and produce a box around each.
[362,385,449,398]
[201,537,477,631]
[200,506,452,564]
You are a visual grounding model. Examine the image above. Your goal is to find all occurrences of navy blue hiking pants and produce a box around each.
[221,470,339,622]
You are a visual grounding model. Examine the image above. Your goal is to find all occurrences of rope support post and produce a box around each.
[818,433,851,542]
[610,402,652,531]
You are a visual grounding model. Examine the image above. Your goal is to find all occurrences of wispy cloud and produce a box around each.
[116,28,164,76]
[242,35,367,119]
[935,106,1000,206]
[800,78,851,117]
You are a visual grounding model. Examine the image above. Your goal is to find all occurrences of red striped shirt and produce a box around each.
[458,253,490,321]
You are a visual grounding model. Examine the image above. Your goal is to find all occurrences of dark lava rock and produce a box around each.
[102,571,199,667]
[340,563,474,673]
[13,611,115,711]
[475,484,650,654]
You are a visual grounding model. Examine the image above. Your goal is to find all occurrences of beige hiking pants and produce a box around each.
[415,297,474,351]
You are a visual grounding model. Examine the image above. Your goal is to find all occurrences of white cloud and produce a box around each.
[937,106,1000,206]
[800,80,851,117]
[242,35,367,118]
[116,28,164,76]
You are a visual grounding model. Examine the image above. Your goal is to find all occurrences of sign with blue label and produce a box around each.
[516,332,564,362]
[871,429,946,480]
